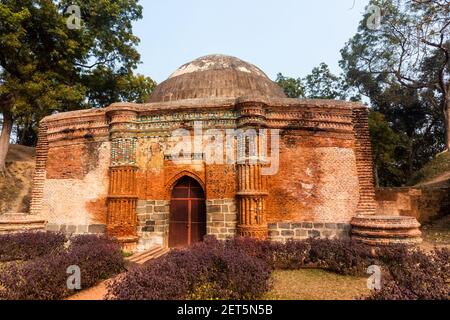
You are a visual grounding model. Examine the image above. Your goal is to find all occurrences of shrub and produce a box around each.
[366,247,450,300]
[308,238,375,276]
[107,237,272,300]
[68,234,125,289]
[0,231,66,262]
[69,233,116,248]
[0,250,73,300]
[226,237,310,270]
[0,234,125,300]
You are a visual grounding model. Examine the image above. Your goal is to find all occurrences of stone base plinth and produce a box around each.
[0,213,47,234]
[269,222,351,242]
[238,225,268,239]
[117,236,139,252]
[351,215,422,246]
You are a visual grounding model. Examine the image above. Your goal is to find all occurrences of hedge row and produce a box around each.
[107,237,272,300]
[107,237,449,300]
[0,231,66,262]
[0,233,125,300]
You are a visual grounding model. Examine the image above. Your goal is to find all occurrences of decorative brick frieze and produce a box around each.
[268,222,351,242]
[42,110,109,146]
[111,138,137,166]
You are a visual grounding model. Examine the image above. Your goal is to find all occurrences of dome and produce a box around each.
[148,54,286,103]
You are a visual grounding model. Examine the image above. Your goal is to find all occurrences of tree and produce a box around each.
[0,0,154,173]
[303,63,349,100]
[275,73,305,98]
[341,0,450,150]
[368,110,403,187]
[277,63,359,101]
[83,68,156,108]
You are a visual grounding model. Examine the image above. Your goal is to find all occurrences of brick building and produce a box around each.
[29,55,421,250]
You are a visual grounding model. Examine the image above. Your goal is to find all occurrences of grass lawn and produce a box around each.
[264,269,370,300]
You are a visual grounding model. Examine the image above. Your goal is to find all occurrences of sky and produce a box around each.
[132,0,370,83]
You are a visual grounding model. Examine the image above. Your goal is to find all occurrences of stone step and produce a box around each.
[0,213,47,234]
[134,247,170,264]
[126,246,170,265]
[126,246,161,262]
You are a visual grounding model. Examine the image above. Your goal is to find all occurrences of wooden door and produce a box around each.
[169,176,206,248]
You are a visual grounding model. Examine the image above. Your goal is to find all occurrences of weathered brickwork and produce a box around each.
[40,142,110,227]
[46,143,101,179]
[266,134,360,224]
[352,107,377,215]
[268,222,351,242]
[30,123,49,215]
[29,55,393,250]
[376,187,450,224]
[206,199,238,240]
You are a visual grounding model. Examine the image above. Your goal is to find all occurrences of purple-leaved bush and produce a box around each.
[0,231,66,262]
[107,237,448,301]
[1,231,446,301]
[366,246,450,300]
[106,237,272,300]
[0,234,125,300]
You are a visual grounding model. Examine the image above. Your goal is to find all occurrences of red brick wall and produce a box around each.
[266,131,360,223]
[46,142,101,179]
[376,187,450,223]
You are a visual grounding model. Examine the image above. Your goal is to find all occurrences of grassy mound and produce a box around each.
[408,151,450,187]
[0,145,36,213]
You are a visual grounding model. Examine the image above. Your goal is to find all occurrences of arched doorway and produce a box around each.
[169,176,206,248]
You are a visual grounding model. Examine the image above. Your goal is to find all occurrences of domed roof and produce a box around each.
[148,54,286,103]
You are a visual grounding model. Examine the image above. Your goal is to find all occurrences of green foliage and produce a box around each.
[83,67,156,107]
[368,111,402,186]
[303,63,347,100]
[408,151,450,186]
[340,0,449,185]
[0,0,155,147]
[275,73,305,98]
[276,63,358,101]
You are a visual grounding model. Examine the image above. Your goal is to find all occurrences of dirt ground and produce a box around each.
[66,280,110,300]
[420,215,450,251]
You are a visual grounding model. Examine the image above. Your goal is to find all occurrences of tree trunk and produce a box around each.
[445,92,450,151]
[374,164,380,188]
[0,110,13,174]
